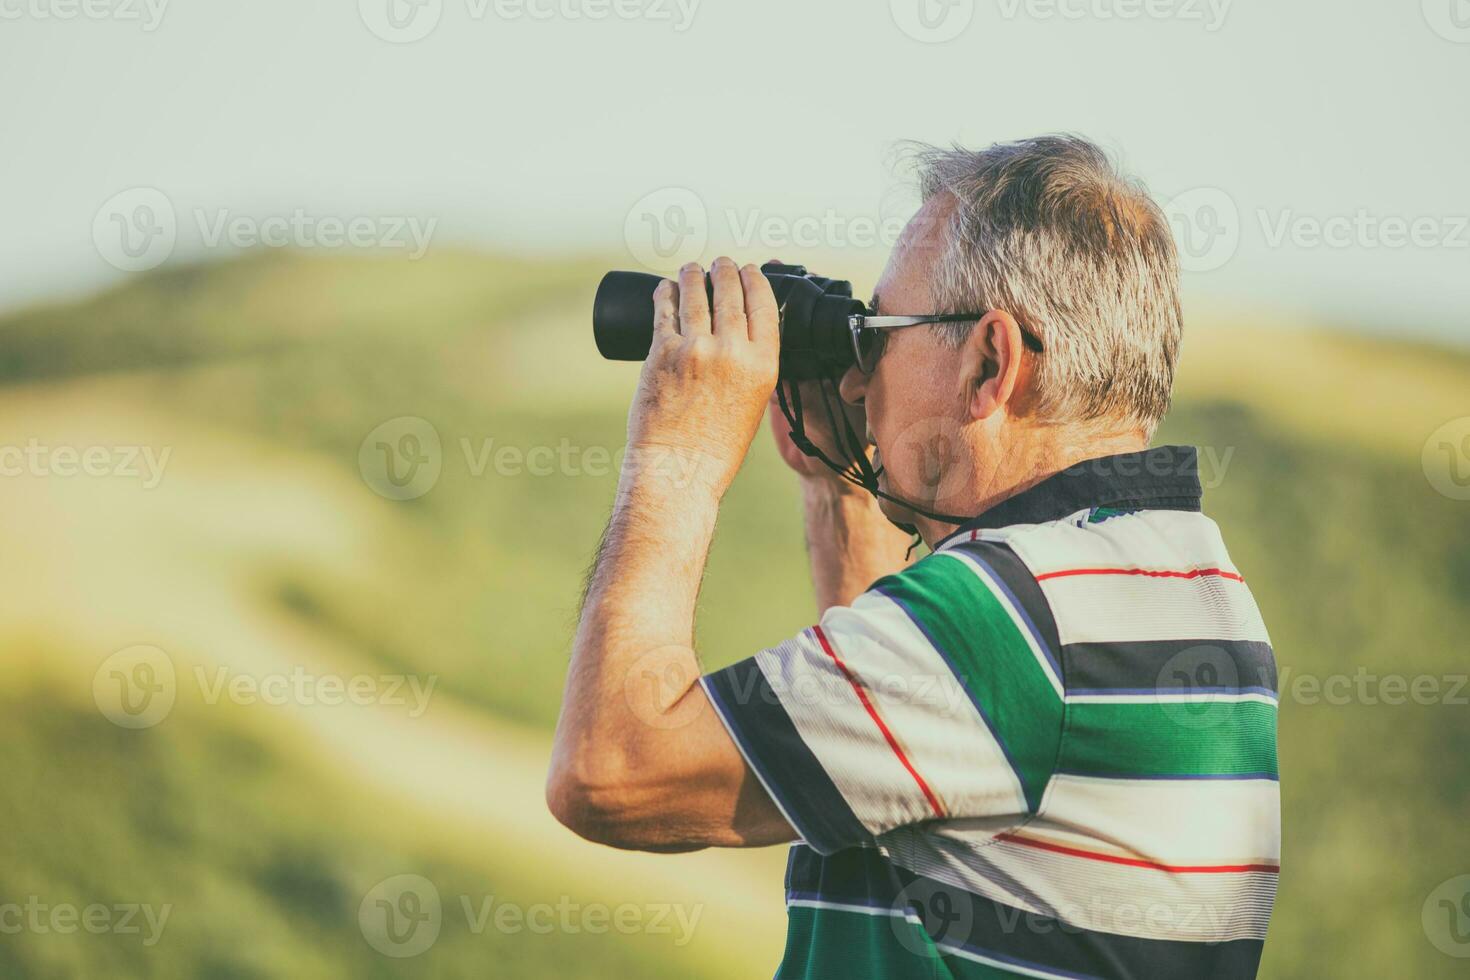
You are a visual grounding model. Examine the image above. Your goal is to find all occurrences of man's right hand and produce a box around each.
[766,381,872,486]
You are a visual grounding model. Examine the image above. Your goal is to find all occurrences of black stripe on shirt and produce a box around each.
[786,847,1265,980]
[1063,639,1277,697]
[704,657,871,855]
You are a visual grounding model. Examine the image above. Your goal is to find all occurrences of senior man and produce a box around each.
[548,135,1279,979]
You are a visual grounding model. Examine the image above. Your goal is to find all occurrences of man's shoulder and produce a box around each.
[953,504,1228,560]
[897,507,1234,600]
[863,528,1057,642]
[875,504,1271,669]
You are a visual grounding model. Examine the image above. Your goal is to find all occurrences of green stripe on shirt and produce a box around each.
[874,553,1064,812]
[782,904,1037,980]
[1060,699,1278,778]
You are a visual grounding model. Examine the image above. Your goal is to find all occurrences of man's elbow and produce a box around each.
[544,757,655,850]
[545,765,616,845]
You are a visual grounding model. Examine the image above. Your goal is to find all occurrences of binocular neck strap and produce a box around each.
[774,378,975,529]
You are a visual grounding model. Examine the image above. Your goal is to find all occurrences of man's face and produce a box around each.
[839,196,982,526]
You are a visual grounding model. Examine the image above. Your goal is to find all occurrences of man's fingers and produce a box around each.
[677,262,711,337]
[741,263,779,345]
[652,278,679,341]
[709,256,747,339]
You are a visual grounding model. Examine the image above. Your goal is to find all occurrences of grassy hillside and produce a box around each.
[0,249,1466,978]
[0,661,725,980]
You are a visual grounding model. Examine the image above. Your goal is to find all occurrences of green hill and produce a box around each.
[1,249,1466,979]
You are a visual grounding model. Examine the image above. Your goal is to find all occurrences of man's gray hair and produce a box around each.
[907,135,1182,434]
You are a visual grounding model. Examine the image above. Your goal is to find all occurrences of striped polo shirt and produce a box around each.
[702,445,1279,980]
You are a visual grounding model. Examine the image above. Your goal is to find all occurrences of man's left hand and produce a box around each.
[624,257,780,500]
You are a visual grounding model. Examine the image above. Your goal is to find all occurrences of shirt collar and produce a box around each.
[937,445,1203,545]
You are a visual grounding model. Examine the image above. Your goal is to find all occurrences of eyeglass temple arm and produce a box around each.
[849,313,1044,352]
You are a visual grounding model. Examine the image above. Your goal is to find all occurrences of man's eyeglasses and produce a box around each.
[847,313,1046,375]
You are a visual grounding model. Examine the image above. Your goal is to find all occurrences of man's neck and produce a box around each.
[912,425,1149,547]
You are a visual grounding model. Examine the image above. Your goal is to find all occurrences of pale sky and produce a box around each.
[2,0,1467,341]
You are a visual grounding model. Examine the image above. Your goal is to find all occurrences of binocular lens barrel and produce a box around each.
[592,268,864,379]
[592,271,667,362]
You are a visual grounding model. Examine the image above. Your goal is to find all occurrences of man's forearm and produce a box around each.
[559,463,717,768]
[800,479,914,613]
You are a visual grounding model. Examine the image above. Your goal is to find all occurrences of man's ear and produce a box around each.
[959,309,1027,421]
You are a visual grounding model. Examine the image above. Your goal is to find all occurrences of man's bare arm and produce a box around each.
[546,259,795,852]
[798,478,914,611]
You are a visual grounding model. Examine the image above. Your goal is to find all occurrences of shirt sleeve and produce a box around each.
[700,539,1065,855]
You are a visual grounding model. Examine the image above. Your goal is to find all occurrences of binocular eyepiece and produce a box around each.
[592,262,865,380]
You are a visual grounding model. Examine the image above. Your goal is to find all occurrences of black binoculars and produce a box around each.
[592,262,865,380]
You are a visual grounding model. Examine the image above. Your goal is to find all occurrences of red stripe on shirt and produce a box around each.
[810,624,946,819]
[1034,566,1245,584]
[996,832,1279,874]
